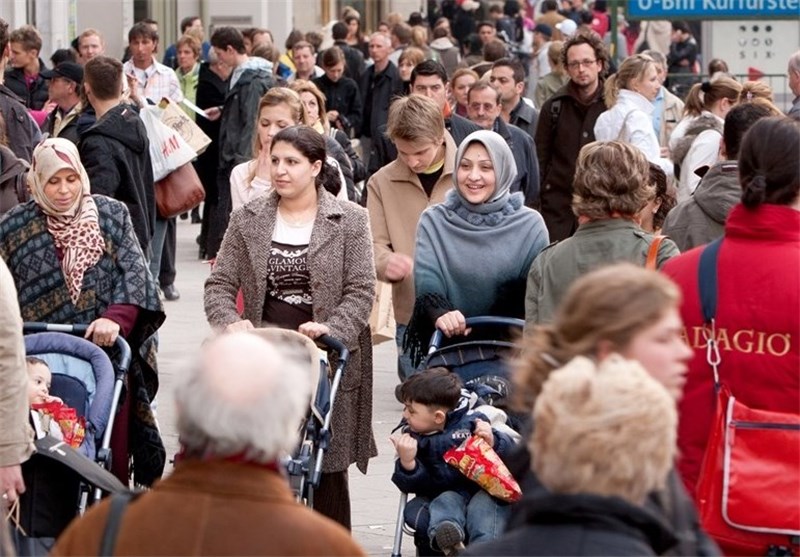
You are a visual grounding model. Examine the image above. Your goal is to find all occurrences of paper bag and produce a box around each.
[369,281,396,345]
[158,97,212,155]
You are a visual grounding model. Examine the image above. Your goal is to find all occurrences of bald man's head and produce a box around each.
[175,332,312,462]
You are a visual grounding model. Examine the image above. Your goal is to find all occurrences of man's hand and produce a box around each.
[326,109,340,122]
[0,466,25,503]
[85,318,121,347]
[298,322,330,340]
[390,433,418,471]
[205,106,222,121]
[224,319,255,333]
[385,253,413,282]
[435,310,471,338]
[474,419,494,447]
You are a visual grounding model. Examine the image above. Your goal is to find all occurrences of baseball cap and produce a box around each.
[41,62,84,84]
[533,23,553,38]
[556,19,578,38]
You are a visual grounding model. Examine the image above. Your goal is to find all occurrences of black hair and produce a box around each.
[492,57,525,83]
[180,16,200,34]
[128,21,158,44]
[50,48,77,66]
[648,163,674,230]
[410,59,448,86]
[0,17,8,53]
[723,103,774,160]
[396,367,462,410]
[331,21,348,41]
[739,117,800,209]
[270,126,341,196]
[211,27,245,54]
[672,21,690,34]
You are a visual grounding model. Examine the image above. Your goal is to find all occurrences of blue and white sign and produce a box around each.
[627,0,800,19]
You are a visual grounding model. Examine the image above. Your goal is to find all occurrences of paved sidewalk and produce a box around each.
[156,218,409,555]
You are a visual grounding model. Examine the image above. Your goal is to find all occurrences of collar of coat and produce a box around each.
[389,131,458,187]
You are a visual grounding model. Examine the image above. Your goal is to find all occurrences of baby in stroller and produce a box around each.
[27,357,66,440]
[391,368,517,555]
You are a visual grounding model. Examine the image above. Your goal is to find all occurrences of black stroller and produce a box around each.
[391,316,524,557]
[248,328,350,507]
[14,322,128,556]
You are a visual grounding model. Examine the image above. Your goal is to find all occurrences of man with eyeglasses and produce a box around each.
[535,32,608,241]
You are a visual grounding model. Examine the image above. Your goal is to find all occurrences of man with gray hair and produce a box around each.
[788,50,800,117]
[51,332,365,556]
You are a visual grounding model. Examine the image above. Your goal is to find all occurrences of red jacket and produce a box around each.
[662,203,800,498]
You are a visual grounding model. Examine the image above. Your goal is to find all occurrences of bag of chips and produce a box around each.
[32,400,86,449]
[443,434,522,503]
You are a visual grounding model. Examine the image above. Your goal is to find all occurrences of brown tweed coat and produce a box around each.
[204,188,377,473]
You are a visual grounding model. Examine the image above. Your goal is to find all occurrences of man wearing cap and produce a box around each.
[555,19,578,40]
[529,23,553,97]
[41,62,83,144]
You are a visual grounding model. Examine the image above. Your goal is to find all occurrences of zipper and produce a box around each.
[731,421,800,431]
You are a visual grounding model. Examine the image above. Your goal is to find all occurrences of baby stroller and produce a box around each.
[247,328,350,507]
[14,322,128,556]
[391,316,524,557]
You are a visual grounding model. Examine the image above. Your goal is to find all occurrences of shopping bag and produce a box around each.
[154,162,205,218]
[369,281,396,345]
[443,434,522,503]
[139,105,197,181]
[158,97,211,155]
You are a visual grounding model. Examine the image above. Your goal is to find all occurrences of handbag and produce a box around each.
[154,162,205,219]
[694,238,800,556]
[368,281,396,345]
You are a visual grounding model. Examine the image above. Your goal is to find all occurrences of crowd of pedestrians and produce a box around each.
[0,1,799,556]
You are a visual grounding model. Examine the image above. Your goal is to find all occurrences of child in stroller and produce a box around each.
[391,368,517,556]
[14,325,126,556]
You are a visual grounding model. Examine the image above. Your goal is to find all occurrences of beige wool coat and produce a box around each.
[204,189,377,473]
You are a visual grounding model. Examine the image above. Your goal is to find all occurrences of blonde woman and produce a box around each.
[594,54,673,178]
[228,88,351,211]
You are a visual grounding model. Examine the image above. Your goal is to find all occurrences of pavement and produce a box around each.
[155,216,408,555]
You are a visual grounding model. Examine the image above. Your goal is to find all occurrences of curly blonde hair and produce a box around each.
[532,354,677,505]
[571,141,654,219]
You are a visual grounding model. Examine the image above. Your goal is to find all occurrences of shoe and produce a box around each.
[191,214,202,224]
[180,212,189,220]
[434,522,465,556]
[162,284,180,301]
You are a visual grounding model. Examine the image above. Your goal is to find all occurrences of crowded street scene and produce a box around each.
[0,0,798,555]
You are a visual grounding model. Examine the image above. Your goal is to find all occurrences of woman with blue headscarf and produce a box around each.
[405,130,550,365]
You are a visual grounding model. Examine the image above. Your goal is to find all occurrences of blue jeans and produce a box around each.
[395,323,416,381]
[148,217,168,284]
[427,490,509,547]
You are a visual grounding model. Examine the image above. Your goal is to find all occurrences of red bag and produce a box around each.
[695,240,800,556]
[443,435,522,503]
[155,162,205,219]
[696,386,800,556]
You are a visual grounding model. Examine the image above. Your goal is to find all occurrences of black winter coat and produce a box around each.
[79,104,155,254]
[218,68,274,168]
[494,118,540,207]
[314,74,363,137]
[3,61,49,110]
[535,81,606,241]
[464,492,677,556]
[360,62,403,140]
[0,84,41,162]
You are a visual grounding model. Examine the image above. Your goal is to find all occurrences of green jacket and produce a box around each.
[525,218,680,326]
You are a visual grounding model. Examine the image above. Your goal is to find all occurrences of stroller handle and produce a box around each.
[317,334,349,364]
[23,322,133,373]
[428,316,525,353]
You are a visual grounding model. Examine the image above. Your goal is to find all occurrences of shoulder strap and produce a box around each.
[698,238,723,323]
[645,235,666,270]
[550,99,562,135]
[99,491,142,557]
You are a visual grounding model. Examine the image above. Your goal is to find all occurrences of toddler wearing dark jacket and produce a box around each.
[390,368,515,555]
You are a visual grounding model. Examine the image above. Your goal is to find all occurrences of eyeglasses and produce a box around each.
[566,59,598,70]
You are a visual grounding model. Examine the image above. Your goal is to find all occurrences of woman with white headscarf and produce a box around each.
[0,137,166,487]
[405,130,550,364]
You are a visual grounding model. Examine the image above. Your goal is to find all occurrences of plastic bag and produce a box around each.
[139,105,197,181]
[31,401,86,449]
[443,434,522,503]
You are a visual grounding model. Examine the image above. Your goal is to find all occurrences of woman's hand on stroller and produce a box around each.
[390,432,418,471]
[224,319,255,333]
[298,321,330,340]
[474,419,495,448]
[85,317,121,347]
[435,310,472,338]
